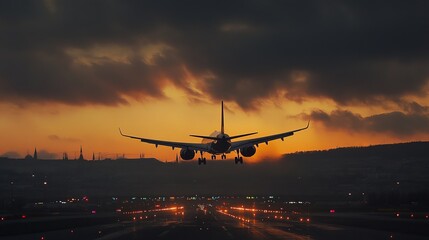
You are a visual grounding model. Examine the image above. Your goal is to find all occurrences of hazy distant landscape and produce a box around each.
[2,142,428,208]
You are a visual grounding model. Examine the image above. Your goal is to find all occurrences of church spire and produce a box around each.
[78,146,84,160]
[34,148,38,160]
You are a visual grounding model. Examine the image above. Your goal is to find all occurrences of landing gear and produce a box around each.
[211,154,216,160]
[198,151,206,165]
[221,154,227,160]
[234,150,243,164]
[198,158,206,165]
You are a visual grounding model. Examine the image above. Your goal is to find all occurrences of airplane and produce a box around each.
[119,101,309,165]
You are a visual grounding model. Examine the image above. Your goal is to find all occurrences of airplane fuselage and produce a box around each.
[201,131,232,154]
[209,133,232,153]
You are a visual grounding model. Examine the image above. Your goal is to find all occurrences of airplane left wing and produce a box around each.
[119,129,209,152]
[230,121,310,151]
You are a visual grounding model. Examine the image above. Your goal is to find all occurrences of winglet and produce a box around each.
[292,120,310,133]
[119,128,124,136]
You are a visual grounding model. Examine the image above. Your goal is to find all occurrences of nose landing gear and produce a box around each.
[211,154,227,160]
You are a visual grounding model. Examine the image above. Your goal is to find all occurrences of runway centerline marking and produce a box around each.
[222,225,234,239]
[158,225,176,237]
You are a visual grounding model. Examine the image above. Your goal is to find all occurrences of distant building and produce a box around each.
[78,146,85,161]
[63,152,68,160]
[24,154,34,160]
[92,153,95,161]
[33,148,38,160]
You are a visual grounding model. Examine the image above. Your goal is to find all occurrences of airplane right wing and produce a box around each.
[119,129,210,152]
[229,121,310,151]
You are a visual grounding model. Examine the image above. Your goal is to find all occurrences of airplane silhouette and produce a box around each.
[120,101,309,164]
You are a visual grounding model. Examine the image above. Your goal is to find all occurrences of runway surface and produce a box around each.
[2,203,428,240]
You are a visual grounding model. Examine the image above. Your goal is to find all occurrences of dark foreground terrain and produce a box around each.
[1,197,428,240]
[1,142,428,239]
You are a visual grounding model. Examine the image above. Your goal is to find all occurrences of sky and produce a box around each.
[0,0,428,161]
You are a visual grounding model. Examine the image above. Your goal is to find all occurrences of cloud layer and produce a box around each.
[0,0,428,109]
[308,103,429,137]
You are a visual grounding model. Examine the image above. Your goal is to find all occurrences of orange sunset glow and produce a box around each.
[1,89,427,162]
[2,2,429,240]
[0,1,428,162]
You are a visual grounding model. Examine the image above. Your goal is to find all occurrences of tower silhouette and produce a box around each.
[78,146,84,161]
[33,148,38,160]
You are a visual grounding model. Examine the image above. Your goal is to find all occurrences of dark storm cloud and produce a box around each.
[308,108,429,137]
[0,0,428,108]
[399,101,429,114]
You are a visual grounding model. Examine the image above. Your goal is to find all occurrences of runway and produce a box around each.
[2,203,428,240]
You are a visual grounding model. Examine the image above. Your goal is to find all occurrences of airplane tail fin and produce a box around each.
[221,101,224,134]
[190,101,258,140]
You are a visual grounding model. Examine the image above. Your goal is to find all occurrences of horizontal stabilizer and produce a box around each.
[190,132,258,140]
[228,132,258,140]
[189,135,219,140]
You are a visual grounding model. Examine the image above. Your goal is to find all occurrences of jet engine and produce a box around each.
[240,146,256,157]
[180,149,195,160]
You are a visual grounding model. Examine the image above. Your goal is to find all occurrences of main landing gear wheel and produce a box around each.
[198,157,206,165]
[211,155,216,160]
[234,150,243,164]
[221,154,226,160]
[198,151,206,165]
